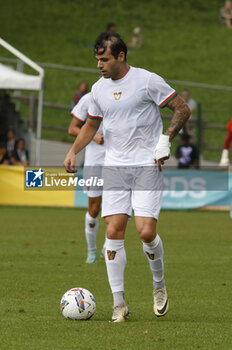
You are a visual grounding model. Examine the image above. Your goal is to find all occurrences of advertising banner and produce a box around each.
[161,169,232,209]
[0,166,231,211]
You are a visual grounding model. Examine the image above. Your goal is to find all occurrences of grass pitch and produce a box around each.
[0,206,231,350]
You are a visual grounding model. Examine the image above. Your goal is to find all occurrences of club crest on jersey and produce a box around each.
[89,223,95,228]
[114,92,122,100]
[107,250,117,260]
[145,251,155,260]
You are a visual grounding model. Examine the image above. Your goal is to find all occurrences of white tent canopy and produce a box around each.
[0,37,44,165]
[0,63,42,91]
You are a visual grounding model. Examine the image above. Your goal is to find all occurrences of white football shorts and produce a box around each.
[101,166,163,219]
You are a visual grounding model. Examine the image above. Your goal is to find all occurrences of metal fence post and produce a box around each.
[29,93,37,132]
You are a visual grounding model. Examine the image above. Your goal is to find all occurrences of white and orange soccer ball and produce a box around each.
[60,287,96,320]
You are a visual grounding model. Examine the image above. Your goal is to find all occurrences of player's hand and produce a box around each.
[153,134,171,172]
[64,149,77,173]
[93,132,104,145]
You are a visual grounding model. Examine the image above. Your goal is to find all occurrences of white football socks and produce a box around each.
[113,291,126,307]
[143,234,165,289]
[105,238,127,305]
[85,211,99,250]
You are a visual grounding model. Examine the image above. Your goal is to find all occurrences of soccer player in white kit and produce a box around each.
[69,92,105,263]
[64,32,191,322]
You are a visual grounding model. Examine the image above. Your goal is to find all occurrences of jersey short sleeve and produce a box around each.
[88,91,103,121]
[147,73,177,109]
[71,93,91,122]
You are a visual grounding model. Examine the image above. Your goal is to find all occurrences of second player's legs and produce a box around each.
[85,196,101,263]
[88,196,102,218]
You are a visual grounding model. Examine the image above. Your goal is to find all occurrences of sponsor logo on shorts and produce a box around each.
[114,92,122,100]
[145,251,155,260]
[107,250,117,260]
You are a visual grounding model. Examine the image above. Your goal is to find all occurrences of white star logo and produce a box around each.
[32,168,44,181]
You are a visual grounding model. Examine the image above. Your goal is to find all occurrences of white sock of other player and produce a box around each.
[105,238,126,306]
[85,211,99,250]
[143,234,165,289]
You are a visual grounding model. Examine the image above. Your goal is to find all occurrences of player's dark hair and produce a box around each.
[94,32,127,61]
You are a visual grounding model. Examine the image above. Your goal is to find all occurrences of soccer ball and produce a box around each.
[60,287,96,320]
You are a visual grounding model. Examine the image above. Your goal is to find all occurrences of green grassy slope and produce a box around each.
[0,0,231,159]
[0,206,231,349]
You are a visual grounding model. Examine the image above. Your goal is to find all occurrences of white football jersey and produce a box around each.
[88,67,177,166]
[71,93,105,166]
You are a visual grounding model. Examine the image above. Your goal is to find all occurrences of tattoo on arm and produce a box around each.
[164,95,191,141]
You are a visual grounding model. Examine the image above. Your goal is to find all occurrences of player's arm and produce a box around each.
[154,95,190,170]
[68,118,83,137]
[165,95,191,141]
[69,115,104,144]
[64,118,101,173]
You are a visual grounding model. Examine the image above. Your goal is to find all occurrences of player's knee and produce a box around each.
[107,225,124,240]
[139,228,156,243]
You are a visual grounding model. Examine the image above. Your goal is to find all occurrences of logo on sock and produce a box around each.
[145,251,155,260]
[107,250,117,260]
[89,223,95,228]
